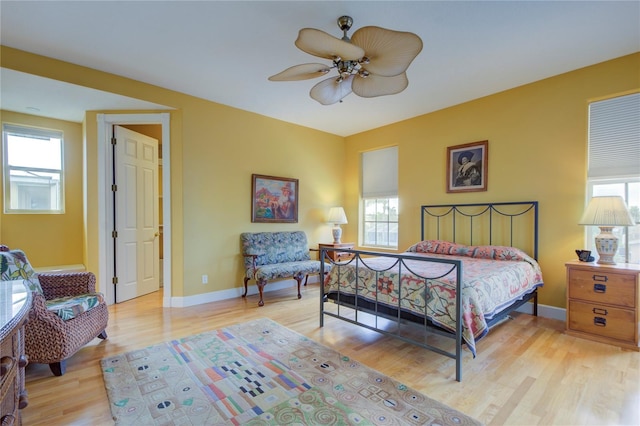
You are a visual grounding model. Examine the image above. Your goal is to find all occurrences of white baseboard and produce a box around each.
[168,275,322,308]
[167,277,567,325]
[515,301,566,322]
[34,264,86,273]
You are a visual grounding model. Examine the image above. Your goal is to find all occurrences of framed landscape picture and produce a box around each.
[446,140,488,193]
[251,174,298,223]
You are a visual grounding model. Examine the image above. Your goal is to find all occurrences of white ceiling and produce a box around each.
[1,1,639,137]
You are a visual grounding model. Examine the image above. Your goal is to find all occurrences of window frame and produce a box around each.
[2,123,65,214]
[361,146,399,249]
[362,196,399,249]
[585,178,640,264]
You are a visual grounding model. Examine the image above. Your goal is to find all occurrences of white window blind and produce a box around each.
[362,146,398,198]
[588,92,640,178]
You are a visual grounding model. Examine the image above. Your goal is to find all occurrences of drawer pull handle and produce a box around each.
[592,274,608,282]
[594,317,607,327]
[592,308,608,315]
[593,283,607,293]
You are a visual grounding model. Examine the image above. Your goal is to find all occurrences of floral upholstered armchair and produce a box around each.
[0,246,109,376]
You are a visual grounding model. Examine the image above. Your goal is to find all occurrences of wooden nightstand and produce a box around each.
[565,260,640,351]
[318,243,354,262]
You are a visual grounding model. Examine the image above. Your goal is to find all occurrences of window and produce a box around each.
[362,146,398,248]
[363,197,398,247]
[2,123,64,213]
[586,93,640,263]
[586,180,640,264]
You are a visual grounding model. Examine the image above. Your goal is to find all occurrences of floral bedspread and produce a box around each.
[323,241,544,356]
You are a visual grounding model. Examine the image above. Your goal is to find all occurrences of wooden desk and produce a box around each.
[1,280,31,425]
[318,243,355,262]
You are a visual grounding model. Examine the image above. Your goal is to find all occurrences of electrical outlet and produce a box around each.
[202,274,208,284]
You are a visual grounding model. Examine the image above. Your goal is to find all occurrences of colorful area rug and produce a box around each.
[101,318,482,425]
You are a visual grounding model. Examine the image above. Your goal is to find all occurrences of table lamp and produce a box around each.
[578,195,635,265]
[327,207,348,244]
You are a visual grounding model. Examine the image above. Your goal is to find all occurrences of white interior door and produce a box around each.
[114,125,160,302]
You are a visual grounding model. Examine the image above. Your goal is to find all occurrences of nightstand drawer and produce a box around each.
[568,269,636,308]
[568,300,636,342]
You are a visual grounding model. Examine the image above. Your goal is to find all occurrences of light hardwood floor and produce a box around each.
[22,283,639,425]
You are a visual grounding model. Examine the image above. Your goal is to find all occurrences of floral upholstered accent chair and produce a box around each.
[0,247,109,376]
[241,231,330,306]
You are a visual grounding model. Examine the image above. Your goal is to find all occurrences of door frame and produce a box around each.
[97,113,171,307]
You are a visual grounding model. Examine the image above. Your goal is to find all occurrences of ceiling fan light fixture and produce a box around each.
[269,15,422,105]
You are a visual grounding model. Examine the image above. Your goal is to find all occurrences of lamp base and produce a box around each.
[332,226,342,244]
[594,226,618,265]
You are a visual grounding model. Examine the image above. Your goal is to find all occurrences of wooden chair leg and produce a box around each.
[257,278,266,306]
[243,277,250,297]
[49,360,66,376]
[294,273,303,299]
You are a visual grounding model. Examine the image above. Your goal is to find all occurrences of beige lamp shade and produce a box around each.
[579,196,635,265]
[327,207,348,244]
[578,196,635,226]
[327,207,348,225]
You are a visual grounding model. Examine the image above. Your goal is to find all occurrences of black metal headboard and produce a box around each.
[420,201,539,260]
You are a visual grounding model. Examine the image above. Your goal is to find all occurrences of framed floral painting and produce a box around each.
[446,140,488,193]
[251,174,298,223]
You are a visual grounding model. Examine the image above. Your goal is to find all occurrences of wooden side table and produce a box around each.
[565,260,640,350]
[318,243,354,262]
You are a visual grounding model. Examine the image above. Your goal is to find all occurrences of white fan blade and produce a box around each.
[352,73,408,98]
[351,26,423,77]
[296,28,365,61]
[269,63,332,81]
[310,75,354,105]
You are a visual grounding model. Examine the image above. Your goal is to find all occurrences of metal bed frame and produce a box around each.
[319,201,540,382]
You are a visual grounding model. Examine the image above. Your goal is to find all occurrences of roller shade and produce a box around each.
[588,93,640,178]
[362,146,398,198]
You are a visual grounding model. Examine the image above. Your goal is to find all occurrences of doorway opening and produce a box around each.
[97,113,171,307]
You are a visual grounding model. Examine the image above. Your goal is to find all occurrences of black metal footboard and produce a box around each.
[319,249,465,382]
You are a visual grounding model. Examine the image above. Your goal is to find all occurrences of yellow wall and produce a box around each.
[2,45,638,309]
[0,110,84,266]
[1,46,345,299]
[343,53,640,308]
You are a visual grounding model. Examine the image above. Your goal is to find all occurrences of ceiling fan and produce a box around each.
[269,16,423,105]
